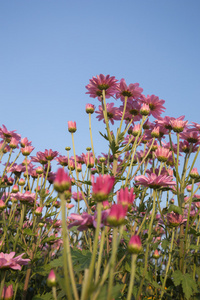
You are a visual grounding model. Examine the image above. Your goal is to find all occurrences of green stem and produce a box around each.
[107,227,118,300]
[61,195,73,300]
[160,228,175,299]
[127,254,137,300]
[81,202,102,300]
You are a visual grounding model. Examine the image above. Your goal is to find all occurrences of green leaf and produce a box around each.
[32,293,53,300]
[71,248,92,271]
[168,204,182,215]
[96,284,123,300]
[161,239,170,250]
[181,273,198,300]
[125,261,131,272]
[50,256,63,268]
[172,270,183,286]
[99,131,108,141]
[22,228,36,236]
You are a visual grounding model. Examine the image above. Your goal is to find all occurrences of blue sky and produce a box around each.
[0,0,200,162]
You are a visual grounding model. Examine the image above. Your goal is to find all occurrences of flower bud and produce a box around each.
[86,103,95,114]
[128,235,142,254]
[68,121,77,133]
[47,270,57,287]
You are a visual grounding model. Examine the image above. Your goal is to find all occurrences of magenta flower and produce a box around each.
[116,79,143,101]
[117,187,135,209]
[68,212,94,231]
[122,100,142,122]
[167,212,183,227]
[107,203,127,227]
[56,155,68,166]
[0,125,21,141]
[86,74,118,100]
[128,235,142,254]
[54,168,71,193]
[95,103,121,125]
[134,173,176,189]
[140,95,166,118]
[0,252,30,270]
[68,121,77,133]
[92,174,115,202]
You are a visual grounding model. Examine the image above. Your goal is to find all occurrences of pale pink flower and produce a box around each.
[0,125,21,141]
[21,137,32,147]
[140,95,165,118]
[0,252,30,270]
[180,130,200,144]
[116,79,143,101]
[68,121,77,133]
[21,146,35,156]
[154,146,172,162]
[170,117,188,133]
[134,173,176,189]
[86,74,118,100]
[95,103,121,125]
[86,103,95,114]
[9,137,20,149]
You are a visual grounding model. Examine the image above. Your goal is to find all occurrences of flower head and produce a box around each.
[95,103,121,125]
[117,187,135,209]
[140,95,166,118]
[86,74,118,100]
[54,168,71,193]
[0,252,30,270]
[167,212,183,227]
[134,173,176,189]
[128,235,142,254]
[116,79,143,101]
[92,174,115,202]
[68,121,77,133]
[107,203,127,227]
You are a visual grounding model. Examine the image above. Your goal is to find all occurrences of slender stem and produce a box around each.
[81,202,102,300]
[136,189,157,300]
[61,194,73,300]
[127,254,137,300]
[160,228,175,299]
[107,227,118,300]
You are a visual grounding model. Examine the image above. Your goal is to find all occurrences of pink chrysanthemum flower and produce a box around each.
[170,117,188,133]
[134,173,176,189]
[92,174,115,202]
[140,95,166,119]
[117,187,135,209]
[167,212,183,227]
[107,203,127,227]
[86,74,118,100]
[0,252,30,270]
[121,100,142,122]
[95,103,121,125]
[180,130,200,144]
[154,146,172,162]
[116,79,143,101]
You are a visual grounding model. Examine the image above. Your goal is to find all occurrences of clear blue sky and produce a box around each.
[0,0,200,161]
